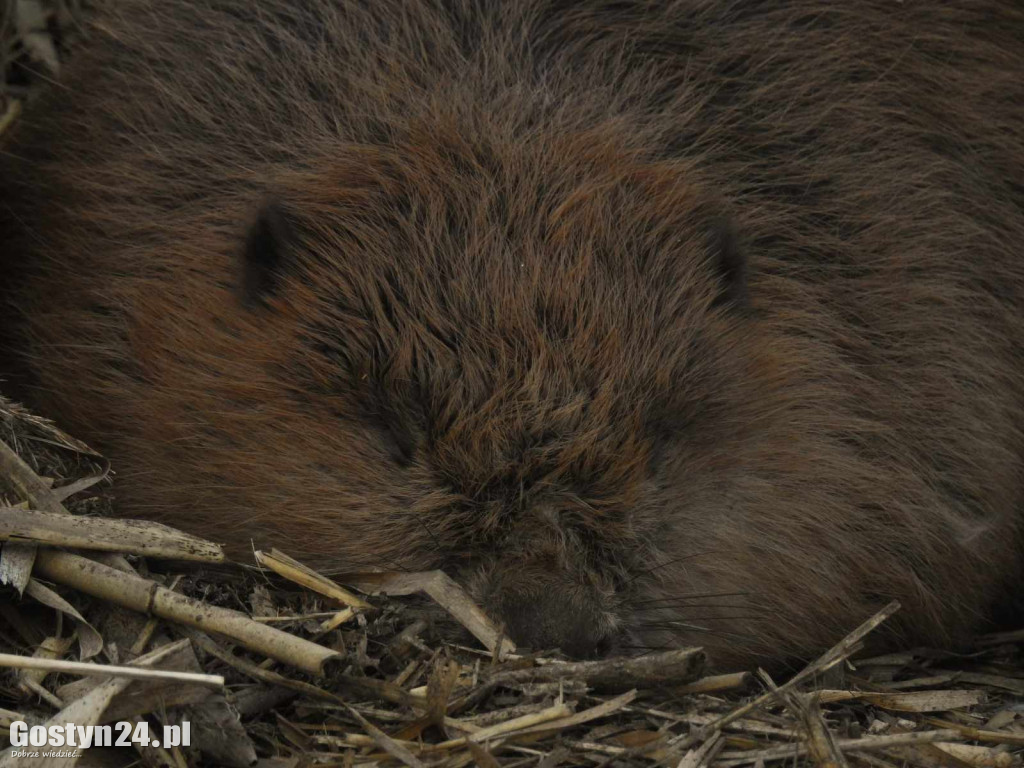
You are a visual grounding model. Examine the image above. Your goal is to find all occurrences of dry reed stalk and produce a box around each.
[0,506,225,561]
[676,672,752,695]
[487,646,705,691]
[32,549,340,676]
[758,669,847,768]
[341,570,516,657]
[0,651,224,687]
[676,731,724,768]
[254,549,371,611]
[704,601,902,738]
[810,689,987,712]
[715,729,963,767]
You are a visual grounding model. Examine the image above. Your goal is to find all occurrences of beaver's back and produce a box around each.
[2,1,1023,665]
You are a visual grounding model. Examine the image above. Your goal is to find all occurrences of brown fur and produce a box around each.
[2,0,1023,667]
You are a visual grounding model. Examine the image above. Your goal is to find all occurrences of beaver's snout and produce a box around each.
[477,563,618,658]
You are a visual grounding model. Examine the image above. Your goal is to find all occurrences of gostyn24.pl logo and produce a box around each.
[9,720,191,752]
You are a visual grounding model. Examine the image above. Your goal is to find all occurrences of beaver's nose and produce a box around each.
[488,579,613,658]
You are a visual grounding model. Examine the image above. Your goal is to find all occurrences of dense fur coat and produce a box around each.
[2,1,1023,667]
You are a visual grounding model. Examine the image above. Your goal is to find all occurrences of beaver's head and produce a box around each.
[218,118,804,661]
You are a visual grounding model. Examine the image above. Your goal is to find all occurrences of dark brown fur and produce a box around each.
[2,0,1023,667]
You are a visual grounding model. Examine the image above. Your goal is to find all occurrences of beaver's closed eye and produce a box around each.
[239,199,295,309]
[379,419,418,467]
[708,217,746,309]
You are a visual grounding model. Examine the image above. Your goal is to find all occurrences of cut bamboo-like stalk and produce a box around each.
[32,549,340,676]
[187,629,427,710]
[675,672,752,695]
[0,506,225,561]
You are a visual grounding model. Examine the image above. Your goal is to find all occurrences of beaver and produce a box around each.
[1,0,1022,668]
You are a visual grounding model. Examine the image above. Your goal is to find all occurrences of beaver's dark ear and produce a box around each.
[240,199,293,309]
[709,217,747,309]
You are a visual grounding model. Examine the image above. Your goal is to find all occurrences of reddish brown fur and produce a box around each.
[2,0,1023,667]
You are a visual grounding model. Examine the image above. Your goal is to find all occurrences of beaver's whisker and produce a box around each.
[631,604,768,615]
[321,553,412,574]
[625,551,721,584]
[619,646,674,658]
[631,590,751,606]
[635,618,762,636]
[415,516,445,555]
[635,614,765,626]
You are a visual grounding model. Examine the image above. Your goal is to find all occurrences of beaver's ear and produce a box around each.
[239,198,294,309]
[709,217,748,309]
